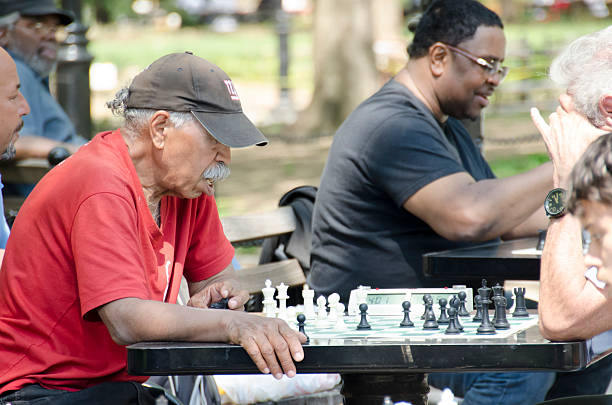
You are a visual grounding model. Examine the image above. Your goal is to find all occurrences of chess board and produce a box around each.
[295,313,539,342]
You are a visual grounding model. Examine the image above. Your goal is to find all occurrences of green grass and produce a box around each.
[88,23,313,89]
[489,153,550,178]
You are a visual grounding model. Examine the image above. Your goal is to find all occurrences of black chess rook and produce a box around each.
[513,287,530,317]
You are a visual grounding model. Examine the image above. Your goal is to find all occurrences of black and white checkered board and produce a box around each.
[296,314,538,342]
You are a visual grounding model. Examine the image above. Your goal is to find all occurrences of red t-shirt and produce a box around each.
[0,129,234,393]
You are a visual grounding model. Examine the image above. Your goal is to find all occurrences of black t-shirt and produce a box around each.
[308,79,496,302]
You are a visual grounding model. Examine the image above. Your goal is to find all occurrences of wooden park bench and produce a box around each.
[220,205,307,295]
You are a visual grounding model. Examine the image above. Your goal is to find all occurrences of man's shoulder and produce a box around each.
[12,55,41,84]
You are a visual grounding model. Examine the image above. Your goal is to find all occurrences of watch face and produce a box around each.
[545,188,566,217]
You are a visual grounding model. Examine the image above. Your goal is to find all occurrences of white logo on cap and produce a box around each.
[223,79,240,101]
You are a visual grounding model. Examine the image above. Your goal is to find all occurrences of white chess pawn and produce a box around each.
[316,295,327,321]
[335,303,348,330]
[276,282,289,321]
[302,285,316,320]
[262,279,276,318]
[327,293,340,322]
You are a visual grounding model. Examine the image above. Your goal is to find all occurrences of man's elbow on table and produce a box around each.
[539,313,590,341]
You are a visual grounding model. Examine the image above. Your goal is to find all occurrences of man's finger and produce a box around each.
[242,336,272,375]
[530,107,550,137]
[258,335,285,379]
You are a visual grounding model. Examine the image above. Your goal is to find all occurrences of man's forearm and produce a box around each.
[14,135,79,160]
[539,215,611,339]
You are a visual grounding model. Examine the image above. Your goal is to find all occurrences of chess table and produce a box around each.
[422,237,540,282]
[127,312,605,405]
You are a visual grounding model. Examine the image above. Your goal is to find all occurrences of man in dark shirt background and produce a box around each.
[309,1,555,403]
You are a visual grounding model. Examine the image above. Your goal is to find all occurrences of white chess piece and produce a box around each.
[327,293,340,322]
[262,279,276,318]
[335,303,348,330]
[302,285,316,320]
[316,295,327,322]
[276,282,289,321]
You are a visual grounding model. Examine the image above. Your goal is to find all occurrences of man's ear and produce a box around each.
[599,94,612,129]
[149,111,171,149]
[429,42,450,78]
[0,28,8,48]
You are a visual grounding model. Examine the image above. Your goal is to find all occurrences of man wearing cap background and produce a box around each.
[0,0,87,195]
[0,52,306,405]
[0,47,30,255]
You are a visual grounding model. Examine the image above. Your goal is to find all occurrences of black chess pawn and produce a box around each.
[357,303,371,330]
[449,296,463,331]
[422,300,439,329]
[457,290,470,317]
[437,298,450,324]
[477,280,496,335]
[512,287,530,317]
[472,295,483,322]
[297,313,309,343]
[493,295,510,330]
[400,301,414,327]
[421,294,431,320]
[445,307,461,335]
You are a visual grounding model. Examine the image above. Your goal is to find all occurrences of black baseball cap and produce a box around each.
[126,52,268,148]
[0,0,74,26]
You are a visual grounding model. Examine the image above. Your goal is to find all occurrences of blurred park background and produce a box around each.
[57,0,611,215]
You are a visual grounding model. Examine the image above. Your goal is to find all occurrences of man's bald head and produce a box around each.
[0,47,29,159]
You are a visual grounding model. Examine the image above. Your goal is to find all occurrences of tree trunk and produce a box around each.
[290,0,378,138]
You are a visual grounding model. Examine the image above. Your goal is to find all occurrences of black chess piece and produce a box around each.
[472,295,483,322]
[210,297,229,309]
[400,301,414,327]
[457,290,470,317]
[421,294,431,320]
[512,287,530,317]
[493,295,510,330]
[297,313,309,343]
[449,296,463,331]
[477,279,496,335]
[422,299,439,329]
[357,303,371,330]
[491,284,504,324]
[445,307,461,334]
[437,298,449,324]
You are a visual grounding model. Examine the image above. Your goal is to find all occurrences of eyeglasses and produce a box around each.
[18,18,61,37]
[444,43,509,82]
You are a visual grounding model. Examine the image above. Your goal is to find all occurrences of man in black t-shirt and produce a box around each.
[310,1,556,403]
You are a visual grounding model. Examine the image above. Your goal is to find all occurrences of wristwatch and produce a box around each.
[544,188,567,218]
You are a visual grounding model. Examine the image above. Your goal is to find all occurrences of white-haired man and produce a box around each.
[0,52,306,405]
[531,26,612,400]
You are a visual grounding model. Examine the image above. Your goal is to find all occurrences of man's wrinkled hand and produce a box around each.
[225,313,307,379]
[188,280,249,310]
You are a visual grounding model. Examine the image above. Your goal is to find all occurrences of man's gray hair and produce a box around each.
[549,26,612,128]
[0,12,19,28]
[106,87,194,135]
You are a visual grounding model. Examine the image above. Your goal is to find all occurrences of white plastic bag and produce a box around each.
[215,373,341,404]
